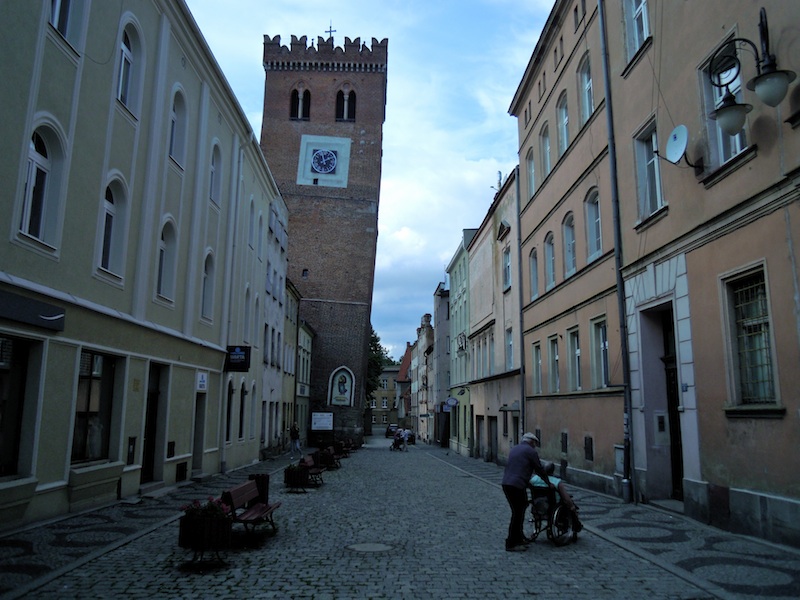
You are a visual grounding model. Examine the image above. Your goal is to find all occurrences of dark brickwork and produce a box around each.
[260,35,387,441]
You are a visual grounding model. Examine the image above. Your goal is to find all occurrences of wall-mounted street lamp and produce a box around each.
[709,7,796,136]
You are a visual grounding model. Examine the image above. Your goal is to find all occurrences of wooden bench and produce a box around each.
[221,479,281,533]
[301,453,325,486]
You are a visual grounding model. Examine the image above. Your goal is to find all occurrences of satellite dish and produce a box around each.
[665,125,689,164]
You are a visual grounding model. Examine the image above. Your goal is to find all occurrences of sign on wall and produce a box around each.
[311,412,334,431]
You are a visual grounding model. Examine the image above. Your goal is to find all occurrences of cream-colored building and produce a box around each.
[467,170,524,463]
[510,0,624,494]
[0,0,287,526]
[446,229,477,456]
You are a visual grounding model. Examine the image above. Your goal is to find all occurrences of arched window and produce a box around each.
[201,253,214,320]
[545,232,556,290]
[291,88,311,120]
[526,148,535,199]
[563,213,576,277]
[529,248,539,301]
[20,129,63,247]
[557,92,569,156]
[578,53,594,126]
[585,189,602,261]
[99,181,127,275]
[156,221,177,299]
[248,197,255,247]
[336,89,356,121]
[540,124,551,178]
[116,25,142,113]
[209,145,222,205]
[168,93,187,164]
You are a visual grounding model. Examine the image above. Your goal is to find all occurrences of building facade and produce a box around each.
[1,0,287,525]
[259,35,388,443]
[467,170,524,463]
[602,0,800,546]
[509,0,624,493]
[446,229,478,456]
[431,283,451,446]
[372,365,400,430]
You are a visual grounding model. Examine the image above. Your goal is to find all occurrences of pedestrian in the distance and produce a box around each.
[402,428,409,451]
[290,422,301,460]
[501,432,554,551]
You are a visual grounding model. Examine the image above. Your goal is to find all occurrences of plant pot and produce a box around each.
[178,515,232,552]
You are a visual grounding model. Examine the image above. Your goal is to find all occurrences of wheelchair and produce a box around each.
[523,483,580,546]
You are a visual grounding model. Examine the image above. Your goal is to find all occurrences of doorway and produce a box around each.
[640,304,684,501]
[142,363,166,484]
[192,392,205,477]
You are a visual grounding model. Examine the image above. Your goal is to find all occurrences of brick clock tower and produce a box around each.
[260,34,387,442]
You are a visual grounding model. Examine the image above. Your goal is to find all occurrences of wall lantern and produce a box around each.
[708,7,796,136]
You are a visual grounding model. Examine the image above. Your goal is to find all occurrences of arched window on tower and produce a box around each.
[336,90,356,121]
[290,88,311,120]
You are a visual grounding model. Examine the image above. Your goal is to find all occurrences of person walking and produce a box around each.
[501,432,554,551]
[290,422,301,460]
[402,428,409,451]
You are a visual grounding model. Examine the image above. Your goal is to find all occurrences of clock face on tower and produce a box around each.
[311,149,337,174]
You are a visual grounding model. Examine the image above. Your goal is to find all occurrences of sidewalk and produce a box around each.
[1,437,798,599]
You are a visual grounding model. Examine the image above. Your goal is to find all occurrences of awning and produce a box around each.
[499,401,520,412]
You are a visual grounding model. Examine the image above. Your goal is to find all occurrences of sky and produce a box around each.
[184,0,555,361]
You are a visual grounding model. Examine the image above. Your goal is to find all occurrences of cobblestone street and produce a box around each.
[2,437,798,599]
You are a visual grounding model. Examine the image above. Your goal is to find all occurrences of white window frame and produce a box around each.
[563,213,576,277]
[526,148,535,199]
[703,45,748,168]
[578,54,593,126]
[591,317,609,388]
[502,246,511,290]
[625,0,650,59]
[156,222,177,300]
[545,233,556,290]
[505,327,513,371]
[568,327,581,391]
[557,92,569,157]
[529,249,539,301]
[548,335,560,393]
[585,189,602,261]
[531,342,542,394]
[635,122,663,220]
[540,124,551,178]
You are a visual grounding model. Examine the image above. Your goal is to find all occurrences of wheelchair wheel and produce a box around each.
[523,504,543,542]
[549,504,575,546]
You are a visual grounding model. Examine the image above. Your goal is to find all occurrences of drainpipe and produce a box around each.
[514,166,526,442]
[598,0,635,503]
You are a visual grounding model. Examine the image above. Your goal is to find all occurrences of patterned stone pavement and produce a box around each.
[0,437,797,599]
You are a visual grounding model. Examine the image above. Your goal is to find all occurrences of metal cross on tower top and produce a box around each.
[326,20,336,39]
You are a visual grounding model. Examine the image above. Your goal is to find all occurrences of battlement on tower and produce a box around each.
[263,34,388,72]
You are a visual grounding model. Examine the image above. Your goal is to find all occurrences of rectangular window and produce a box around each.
[568,328,581,391]
[625,0,650,59]
[703,48,748,167]
[72,350,116,463]
[592,318,609,388]
[726,269,776,405]
[505,328,513,371]
[502,247,511,290]
[531,342,542,394]
[549,336,560,393]
[636,125,663,219]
